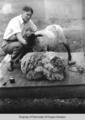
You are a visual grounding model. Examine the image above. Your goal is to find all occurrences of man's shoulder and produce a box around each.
[10,15,23,23]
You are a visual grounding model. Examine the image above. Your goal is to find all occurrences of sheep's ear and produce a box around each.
[35,34,43,38]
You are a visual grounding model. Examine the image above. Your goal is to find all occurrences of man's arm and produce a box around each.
[16,33,27,45]
[29,20,37,32]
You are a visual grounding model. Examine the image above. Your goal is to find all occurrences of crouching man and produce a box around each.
[1,6,37,71]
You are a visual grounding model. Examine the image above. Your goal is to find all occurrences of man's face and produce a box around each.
[22,11,32,23]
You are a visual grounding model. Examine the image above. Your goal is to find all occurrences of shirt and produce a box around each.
[3,15,37,40]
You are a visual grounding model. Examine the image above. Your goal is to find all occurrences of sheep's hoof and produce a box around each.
[68,60,76,66]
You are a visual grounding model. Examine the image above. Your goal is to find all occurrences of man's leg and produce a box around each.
[2,41,23,71]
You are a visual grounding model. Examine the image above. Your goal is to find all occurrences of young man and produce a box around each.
[2,6,37,71]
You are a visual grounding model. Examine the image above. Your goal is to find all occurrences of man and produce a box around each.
[1,6,37,71]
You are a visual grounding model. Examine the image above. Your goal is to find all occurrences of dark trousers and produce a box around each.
[2,40,30,63]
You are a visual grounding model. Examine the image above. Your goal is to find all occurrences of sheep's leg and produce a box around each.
[62,43,76,65]
[62,43,72,61]
[56,28,72,61]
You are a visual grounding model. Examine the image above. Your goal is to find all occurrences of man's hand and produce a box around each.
[16,33,27,45]
[25,31,32,37]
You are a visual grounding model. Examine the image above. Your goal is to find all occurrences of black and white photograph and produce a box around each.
[0,0,85,117]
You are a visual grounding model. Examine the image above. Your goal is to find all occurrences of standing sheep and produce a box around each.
[25,24,74,64]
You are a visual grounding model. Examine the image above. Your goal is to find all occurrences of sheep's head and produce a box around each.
[24,32,43,51]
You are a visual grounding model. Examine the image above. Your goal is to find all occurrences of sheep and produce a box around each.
[26,24,72,63]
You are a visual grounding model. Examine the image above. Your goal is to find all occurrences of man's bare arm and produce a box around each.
[16,33,27,45]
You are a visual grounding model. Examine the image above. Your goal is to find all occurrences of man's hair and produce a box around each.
[22,6,33,14]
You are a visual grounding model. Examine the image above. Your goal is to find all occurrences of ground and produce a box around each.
[0,0,85,113]
[0,98,85,113]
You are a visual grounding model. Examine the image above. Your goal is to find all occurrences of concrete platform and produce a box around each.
[0,52,85,98]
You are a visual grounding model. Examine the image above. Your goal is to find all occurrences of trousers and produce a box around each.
[2,40,30,63]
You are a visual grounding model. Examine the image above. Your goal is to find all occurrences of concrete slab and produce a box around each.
[0,52,85,88]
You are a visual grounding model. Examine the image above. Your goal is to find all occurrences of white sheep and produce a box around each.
[25,24,76,65]
[35,24,67,47]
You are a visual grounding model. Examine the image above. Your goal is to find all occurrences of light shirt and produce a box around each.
[3,15,37,40]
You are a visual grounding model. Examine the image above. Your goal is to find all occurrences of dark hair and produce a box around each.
[22,6,33,14]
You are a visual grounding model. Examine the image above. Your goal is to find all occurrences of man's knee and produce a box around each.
[2,41,23,55]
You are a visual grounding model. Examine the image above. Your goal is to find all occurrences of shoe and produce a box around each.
[8,61,14,72]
